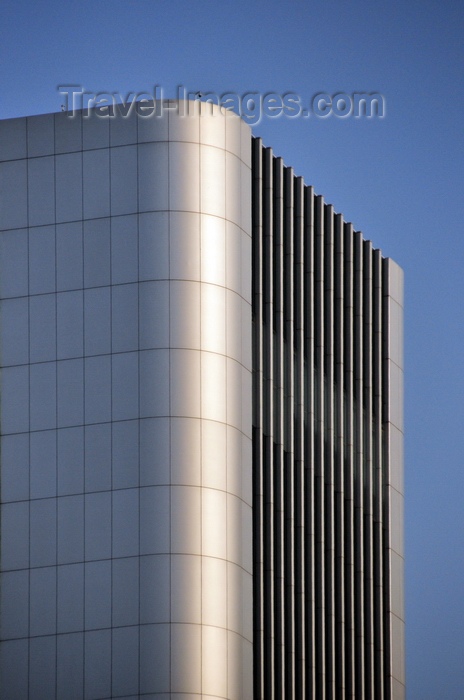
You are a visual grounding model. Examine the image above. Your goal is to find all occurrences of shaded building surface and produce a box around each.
[0,102,404,699]
[251,140,404,699]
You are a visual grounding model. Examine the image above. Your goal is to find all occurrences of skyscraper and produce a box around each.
[0,101,404,699]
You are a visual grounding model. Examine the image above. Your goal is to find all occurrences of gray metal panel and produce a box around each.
[262,144,276,698]
[0,116,27,161]
[363,239,375,698]
[273,155,285,698]
[314,193,327,698]
[373,247,386,700]
[383,258,405,700]
[294,174,307,699]
[343,221,356,697]
[304,184,316,699]
[324,203,336,699]
[334,212,346,696]
[251,136,265,699]
[284,165,296,698]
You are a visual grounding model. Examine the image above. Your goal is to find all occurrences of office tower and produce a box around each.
[0,101,404,699]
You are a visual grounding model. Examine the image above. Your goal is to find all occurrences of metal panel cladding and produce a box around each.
[251,138,404,699]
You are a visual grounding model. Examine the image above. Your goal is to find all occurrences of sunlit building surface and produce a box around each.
[0,102,404,699]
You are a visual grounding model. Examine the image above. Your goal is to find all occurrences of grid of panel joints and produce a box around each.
[0,109,164,700]
[2,109,183,697]
[0,108,254,697]
[251,137,392,699]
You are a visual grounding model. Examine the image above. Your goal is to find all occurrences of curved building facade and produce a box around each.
[0,101,403,699]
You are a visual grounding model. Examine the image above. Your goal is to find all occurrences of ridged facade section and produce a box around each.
[251,138,404,699]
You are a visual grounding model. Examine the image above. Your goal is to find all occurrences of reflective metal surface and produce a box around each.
[0,99,404,700]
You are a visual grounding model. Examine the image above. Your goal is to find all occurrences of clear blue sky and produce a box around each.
[1,1,463,696]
